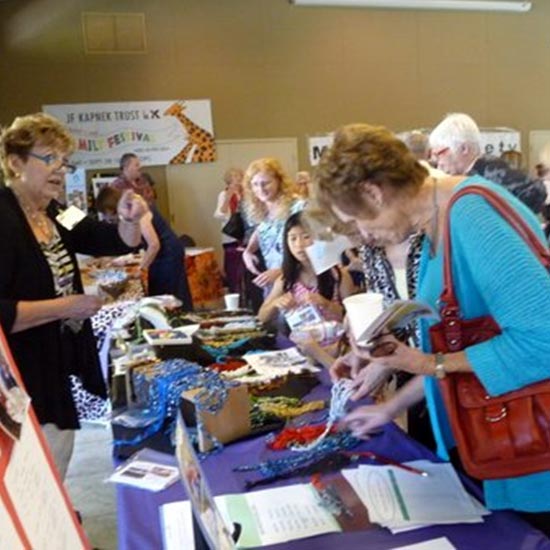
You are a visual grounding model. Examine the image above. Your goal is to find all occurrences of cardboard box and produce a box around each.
[181,384,250,452]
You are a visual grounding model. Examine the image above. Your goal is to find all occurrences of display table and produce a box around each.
[116,370,550,550]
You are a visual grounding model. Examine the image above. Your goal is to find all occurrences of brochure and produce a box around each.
[107,449,180,492]
[351,299,438,347]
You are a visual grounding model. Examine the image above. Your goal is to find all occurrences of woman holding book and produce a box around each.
[316,123,550,531]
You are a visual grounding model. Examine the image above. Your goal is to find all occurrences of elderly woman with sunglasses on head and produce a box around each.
[318,123,550,532]
[0,113,147,479]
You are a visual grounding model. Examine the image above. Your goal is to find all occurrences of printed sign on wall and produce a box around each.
[308,128,521,167]
[44,100,216,170]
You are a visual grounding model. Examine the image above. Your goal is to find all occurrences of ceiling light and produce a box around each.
[290,1,532,13]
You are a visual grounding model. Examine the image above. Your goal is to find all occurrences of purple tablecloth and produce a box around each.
[117,369,550,550]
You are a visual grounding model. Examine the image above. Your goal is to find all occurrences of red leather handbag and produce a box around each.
[429,185,550,480]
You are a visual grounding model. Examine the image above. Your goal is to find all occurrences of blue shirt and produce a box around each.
[418,176,550,512]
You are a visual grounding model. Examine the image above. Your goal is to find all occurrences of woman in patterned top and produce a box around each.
[242,158,306,293]
[258,212,355,326]
[0,112,147,479]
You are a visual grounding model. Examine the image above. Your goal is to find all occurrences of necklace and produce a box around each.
[11,187,54,242]
[429,178,440,258]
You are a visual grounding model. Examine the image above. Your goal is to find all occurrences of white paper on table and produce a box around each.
[305,235,352,275]
[389,537,456,550]
[160,501,194,550]
[243,348,319,377]
[218,484,341,547]
[342,461,485,528]
[107,459,180,492]
[384,492,489,534]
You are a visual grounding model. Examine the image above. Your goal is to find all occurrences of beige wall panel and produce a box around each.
[2,0,550,171]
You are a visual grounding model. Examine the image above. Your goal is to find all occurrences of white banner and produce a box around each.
[308,135,334,166]
[308,127,520,166]
[479,128,521,156]
[44,100,216,169]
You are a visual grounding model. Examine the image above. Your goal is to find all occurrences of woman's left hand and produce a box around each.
[253,268,281,288]
[117,190,148,222]
[354,334,434,376]
[340,403,394,439]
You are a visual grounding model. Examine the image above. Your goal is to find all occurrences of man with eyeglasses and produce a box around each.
[429,112,546,214]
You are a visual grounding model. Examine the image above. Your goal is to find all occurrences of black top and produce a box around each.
[469,156,547,214]
[0,187,132,429]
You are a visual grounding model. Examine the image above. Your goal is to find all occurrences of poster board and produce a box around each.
[307,127,521,166]
[0,326,90,549]
[44,100,216,169]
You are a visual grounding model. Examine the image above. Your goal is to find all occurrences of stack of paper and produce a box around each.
[160,484,342,549]
[342,460,489,533]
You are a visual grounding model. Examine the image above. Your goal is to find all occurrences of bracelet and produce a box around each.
[118,214,140,225]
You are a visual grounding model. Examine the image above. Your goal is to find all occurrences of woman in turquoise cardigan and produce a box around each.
[316,123,550,534]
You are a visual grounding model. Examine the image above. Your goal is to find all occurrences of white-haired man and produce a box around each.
[430,113,546,213]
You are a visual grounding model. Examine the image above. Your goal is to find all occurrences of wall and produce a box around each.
[1,0,550,165]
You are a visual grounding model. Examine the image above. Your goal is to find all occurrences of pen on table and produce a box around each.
[341,451,430,477]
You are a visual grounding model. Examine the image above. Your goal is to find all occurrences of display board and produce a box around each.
[0,326,89,550]
[308,128,521,166]
[44,99,216,169]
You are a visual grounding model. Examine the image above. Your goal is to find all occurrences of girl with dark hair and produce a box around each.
[258,212,355,326]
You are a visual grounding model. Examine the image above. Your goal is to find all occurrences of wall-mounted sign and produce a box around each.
[44,100,216,170]
[308,127,521,167]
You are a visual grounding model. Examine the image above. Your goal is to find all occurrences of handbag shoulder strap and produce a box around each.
[440,184,550,308]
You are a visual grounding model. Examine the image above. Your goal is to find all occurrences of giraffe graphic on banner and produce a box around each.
[163,101,216,164]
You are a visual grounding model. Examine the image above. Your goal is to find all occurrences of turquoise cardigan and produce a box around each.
[418,176,550,513]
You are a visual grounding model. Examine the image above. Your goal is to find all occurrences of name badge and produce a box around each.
[55,205,86,230]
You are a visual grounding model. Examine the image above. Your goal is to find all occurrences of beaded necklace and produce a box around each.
[290,379,354,452]
[234,430,359,488]
[254,396,325,420]
[113,358,230,451]
[12,187,54,242]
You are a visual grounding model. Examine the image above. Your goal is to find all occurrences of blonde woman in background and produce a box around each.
[214,167,244,293]
[294,170,311,199]
[242,158,306,291]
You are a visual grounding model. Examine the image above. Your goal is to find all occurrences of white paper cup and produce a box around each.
[224,293,240,311]
[343,292,384,345]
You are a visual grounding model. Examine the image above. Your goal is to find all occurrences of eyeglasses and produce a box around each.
[431,147,450,159]
[27,152,77,174]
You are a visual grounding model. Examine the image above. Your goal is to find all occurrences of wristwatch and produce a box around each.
[434,352,447,380]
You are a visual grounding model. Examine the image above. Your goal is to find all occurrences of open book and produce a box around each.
[352,299,438,347]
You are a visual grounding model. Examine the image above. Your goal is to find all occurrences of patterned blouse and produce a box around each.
[257,199,306,270]
[360,233,424,346]
[40,228,81,333]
